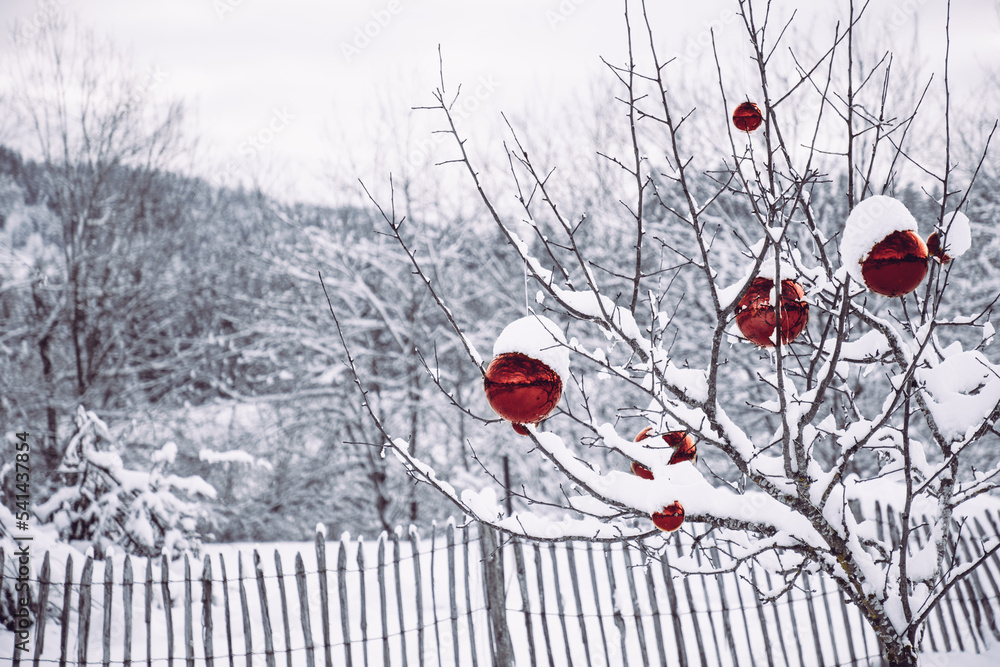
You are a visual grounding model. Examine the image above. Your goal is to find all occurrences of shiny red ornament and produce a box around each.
[632,427,697,474]
[735,277,809,347]
[926,232,951,264]
[652,502,685,533]
[484,352,562,433]
[732,102,763,132]
[860,230,929,297]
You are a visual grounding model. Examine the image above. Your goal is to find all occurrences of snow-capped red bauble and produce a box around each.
[735,277,809,347]
[732,102,763,132]
[840,196,929,297]
[484,315,570,434]
[926,232,950,264]
[630,427,697,480]
[652,502,685,533]
[927,211,972,265]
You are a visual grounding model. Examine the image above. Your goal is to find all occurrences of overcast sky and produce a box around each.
[1,0,998,205]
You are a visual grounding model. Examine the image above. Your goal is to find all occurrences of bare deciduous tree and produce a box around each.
[334,2,1000,665]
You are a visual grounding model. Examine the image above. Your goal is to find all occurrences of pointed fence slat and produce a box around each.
[337,536,353,667]
[274,552,293,667]
[512,537,537,667]
[104,555,114,667]
[547,542,575,666]
[122,557,133,667]
[390,530,409,667]
[162,555,176,667]
[237,553,253,667]
[295,553,316,667]
[253,550,277,667]
[583,543,610,667]
[603,543,628,665]
[565,543,595,667]
[59,554,74,667]
[447,526,461,667]
[480,524,513,666]
[316,532,333,667]
[407,527,426,667]
[671,540,706,667]
[462,525,480,667]
[639,549,667,667]
[429,526,444,664]
[78,556,94,667]
[377,534,390,667]
[32,552,50,667]
[143,558,152,667]
[747,564,775,667]
[184,554,195,667]
[689,540,725,667]
[619,542,649,667]
[799,572,826,666]
[356,538,369,667]
[202,555,215,667]
[219,554,236,667]
[533,542,557,667]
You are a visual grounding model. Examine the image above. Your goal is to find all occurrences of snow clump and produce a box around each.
[492,314,571,384]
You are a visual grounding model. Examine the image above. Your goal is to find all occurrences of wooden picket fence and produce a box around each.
[4,501,1000,666]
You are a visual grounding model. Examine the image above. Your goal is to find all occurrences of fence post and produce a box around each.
[478,523,514,666]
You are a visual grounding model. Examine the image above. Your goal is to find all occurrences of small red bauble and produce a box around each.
[630,461,654,480]
[652,502,685,532]
[633,427,697,473]
[484,352,562,431]
[926,232,951,264]
[735,277,809,347]
[732,102,763,132]
[511,423,531,436]
[860,230,929,297]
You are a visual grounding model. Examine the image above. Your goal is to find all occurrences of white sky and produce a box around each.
[1,0,998,205]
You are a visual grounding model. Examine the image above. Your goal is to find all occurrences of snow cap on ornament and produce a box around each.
[484,315,570,434]
[840,195,928,297]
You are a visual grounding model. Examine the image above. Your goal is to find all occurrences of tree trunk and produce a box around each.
[878,632,918,667]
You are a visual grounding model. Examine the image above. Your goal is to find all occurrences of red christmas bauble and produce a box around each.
[652,502,685,532]
[735,277,809,347]
[733,102,763,132]
[926,232,951,264]
[633,427,697,472]
[860,230,928,297]
[484,352,562,429]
